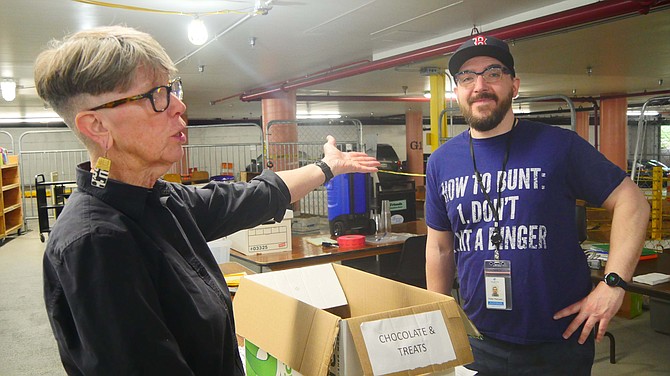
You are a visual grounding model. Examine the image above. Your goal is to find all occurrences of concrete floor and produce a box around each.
[1,221,669,375]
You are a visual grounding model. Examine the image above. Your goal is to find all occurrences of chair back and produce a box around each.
[575,204,587,244]
[392,235,428,288]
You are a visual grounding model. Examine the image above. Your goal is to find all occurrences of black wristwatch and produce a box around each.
[314,161,334,185]
[603,272,628,289]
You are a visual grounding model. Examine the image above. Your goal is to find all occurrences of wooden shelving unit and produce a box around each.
[1,155,23,243]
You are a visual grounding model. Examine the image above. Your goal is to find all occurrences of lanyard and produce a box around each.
[468,119,517,260]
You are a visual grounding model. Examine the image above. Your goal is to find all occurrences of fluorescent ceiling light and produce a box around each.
[423,91,456,99]
[0,117,64,124]
[1,79,16,102]
[296,113,341,119]
[627,110,659,116]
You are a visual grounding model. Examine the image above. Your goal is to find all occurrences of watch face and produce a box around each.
[605,273,622,286]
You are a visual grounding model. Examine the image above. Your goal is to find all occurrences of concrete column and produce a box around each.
[405,109,424,187]
[575,111,589,142]
[599,96,628,170]
[261,90,297,172]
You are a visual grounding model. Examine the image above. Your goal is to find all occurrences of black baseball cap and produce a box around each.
[448,35,515,76]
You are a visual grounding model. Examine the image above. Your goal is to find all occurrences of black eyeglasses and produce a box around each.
[453,65,512,87]
[89,78,183,112]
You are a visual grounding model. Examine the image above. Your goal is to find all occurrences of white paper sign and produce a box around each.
[245,264,347,309]
[360,310,455,375]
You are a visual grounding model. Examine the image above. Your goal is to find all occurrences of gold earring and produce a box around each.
[91,155,111,189]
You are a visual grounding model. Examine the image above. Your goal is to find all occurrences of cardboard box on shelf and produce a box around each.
[228,210,293,255]
[233,263,475,376]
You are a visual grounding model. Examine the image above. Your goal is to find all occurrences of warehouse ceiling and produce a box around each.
[1,0,670,124]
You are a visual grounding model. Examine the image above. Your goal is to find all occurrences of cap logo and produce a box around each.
[472,36,487,45]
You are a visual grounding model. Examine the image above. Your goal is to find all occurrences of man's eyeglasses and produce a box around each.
[453,65,512,87]
[89,78,183,112]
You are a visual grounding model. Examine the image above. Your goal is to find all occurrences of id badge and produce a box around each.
[484,259,512,310]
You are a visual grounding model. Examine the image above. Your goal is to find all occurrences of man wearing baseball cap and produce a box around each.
[424,35,649,375]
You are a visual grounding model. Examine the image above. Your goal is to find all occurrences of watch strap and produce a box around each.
[604,272,628,289]
[314,161,334,185]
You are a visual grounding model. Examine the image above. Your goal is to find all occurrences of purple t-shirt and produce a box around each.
[425,120,626,344]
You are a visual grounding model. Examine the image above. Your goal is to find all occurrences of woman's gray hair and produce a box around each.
[34,25,177,129]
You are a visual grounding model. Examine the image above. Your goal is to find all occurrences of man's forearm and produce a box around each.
[603,179,650,280]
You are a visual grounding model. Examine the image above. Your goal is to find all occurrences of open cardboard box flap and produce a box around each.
[234,275,340,375]
[234,263,474,376]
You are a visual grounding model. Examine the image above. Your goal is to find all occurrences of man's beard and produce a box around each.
[460,89,513,132]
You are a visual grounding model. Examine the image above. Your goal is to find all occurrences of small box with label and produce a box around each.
[228,210,293,255]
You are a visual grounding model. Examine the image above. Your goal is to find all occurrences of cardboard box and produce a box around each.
[229,210,293,255]
[241,171,262,182]
[234,264,474,376]
[291,214,321,233]
[219,262,255,276]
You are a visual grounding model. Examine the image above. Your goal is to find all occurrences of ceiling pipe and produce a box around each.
[510,89,670,104]
[210,59,371,106]
[296,95,429,102]
[295,89,670,104]
[240,0,670,102]
[595,89,670,100]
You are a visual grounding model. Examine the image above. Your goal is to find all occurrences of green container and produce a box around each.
[617,292,643,319]
[245,339,303,376]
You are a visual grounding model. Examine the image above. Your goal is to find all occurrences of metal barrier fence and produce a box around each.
[17,125,265,220]
[165,124,264,180]
[18,130,88,220]
[0,130,15,154]
[631,95,670,184]
[266,119,364,216]
[15,121,358,222]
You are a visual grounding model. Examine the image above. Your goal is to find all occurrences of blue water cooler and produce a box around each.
[326,173,374,236]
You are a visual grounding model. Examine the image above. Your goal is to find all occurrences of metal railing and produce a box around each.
[0,130,15,154]
[165,123,264,180]
[18,130,87,220]
[266,119,364,216]
[631,95,670,182]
